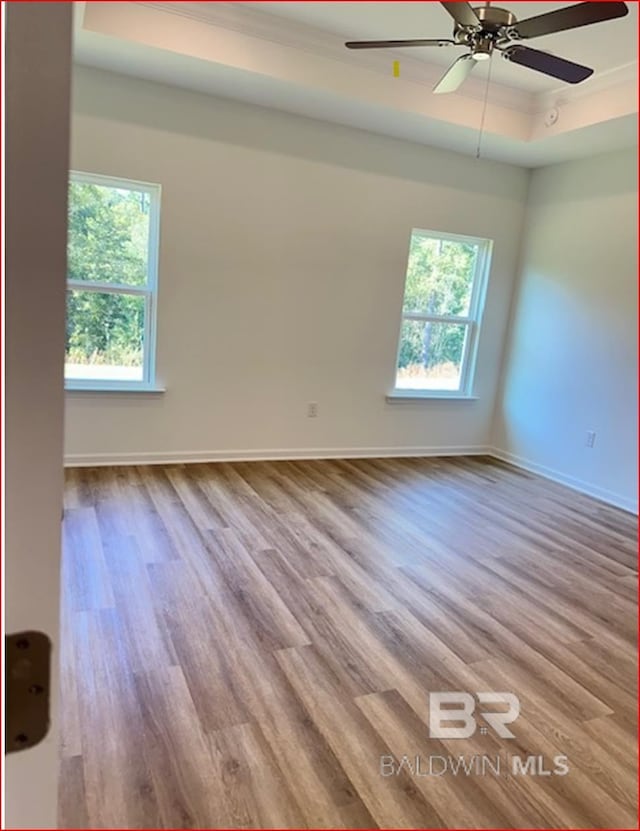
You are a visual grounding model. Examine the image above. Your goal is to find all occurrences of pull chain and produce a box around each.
[476,53,494,159]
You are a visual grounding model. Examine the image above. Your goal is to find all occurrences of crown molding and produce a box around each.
[134,0,638,116]
[133,1,537,114]
[78,2,637,164]
[533,60,638,113]
[133,1,637,117]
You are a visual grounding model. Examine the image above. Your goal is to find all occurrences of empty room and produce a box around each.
[4,1,637,829]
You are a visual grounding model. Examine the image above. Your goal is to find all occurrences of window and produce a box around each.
[65,172,161,390]
[393,229,492,398]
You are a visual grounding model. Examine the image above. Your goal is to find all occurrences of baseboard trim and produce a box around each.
[64,444,491,468]
[64,443,637,513]
[488,446,638,515]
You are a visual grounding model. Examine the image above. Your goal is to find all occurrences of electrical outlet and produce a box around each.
[585,431,596,448]
[307,402,318,418]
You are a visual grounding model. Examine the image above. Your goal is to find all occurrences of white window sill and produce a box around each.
[65,382,166,394]
[386,391,479,402]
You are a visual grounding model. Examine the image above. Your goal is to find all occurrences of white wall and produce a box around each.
[64,66,529,464]
[6,4,72,827]
[493,148,638,513]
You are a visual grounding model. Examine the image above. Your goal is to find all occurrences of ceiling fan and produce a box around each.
[345,2,629,93]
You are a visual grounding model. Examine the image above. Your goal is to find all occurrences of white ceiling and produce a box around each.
[240,1,638,92]
[75,1,638,167]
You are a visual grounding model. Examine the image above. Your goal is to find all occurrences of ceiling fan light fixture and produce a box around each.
[470,32,493,62]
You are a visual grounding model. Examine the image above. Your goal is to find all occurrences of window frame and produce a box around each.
[391,228,493,400]
[65,170,162,392]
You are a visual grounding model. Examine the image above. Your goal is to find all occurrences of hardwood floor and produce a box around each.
[59,456,638,829]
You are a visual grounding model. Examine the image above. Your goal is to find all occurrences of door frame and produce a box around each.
[4,3,73,827]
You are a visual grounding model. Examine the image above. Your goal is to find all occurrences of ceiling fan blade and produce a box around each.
[345,38,455,49]
[440,2,481,28]
[515,2,628,40]
[433,54,476,94]
[502,46,593,84]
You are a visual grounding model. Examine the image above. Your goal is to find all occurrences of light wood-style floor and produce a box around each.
[59,456,637,829]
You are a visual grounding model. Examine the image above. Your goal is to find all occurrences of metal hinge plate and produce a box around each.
[5,631,51,753]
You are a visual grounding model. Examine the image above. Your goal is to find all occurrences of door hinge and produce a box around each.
[5,631,51,753]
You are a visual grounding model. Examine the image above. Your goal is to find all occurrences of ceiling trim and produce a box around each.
[135,0,537,113]
[77,1,638,167]
[136,0,637,116]
[534,60,637,112]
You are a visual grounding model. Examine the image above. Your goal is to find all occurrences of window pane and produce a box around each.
[402,234,479,317]
[396,319,468,391]
[65,290,145,382]
[68,180,151,286]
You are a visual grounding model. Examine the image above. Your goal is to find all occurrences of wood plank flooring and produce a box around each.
[59,456,638,829]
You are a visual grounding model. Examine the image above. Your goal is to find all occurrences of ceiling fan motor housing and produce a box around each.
[473,6,517,31]
[453,6,517,54]
[453,5,517,60]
